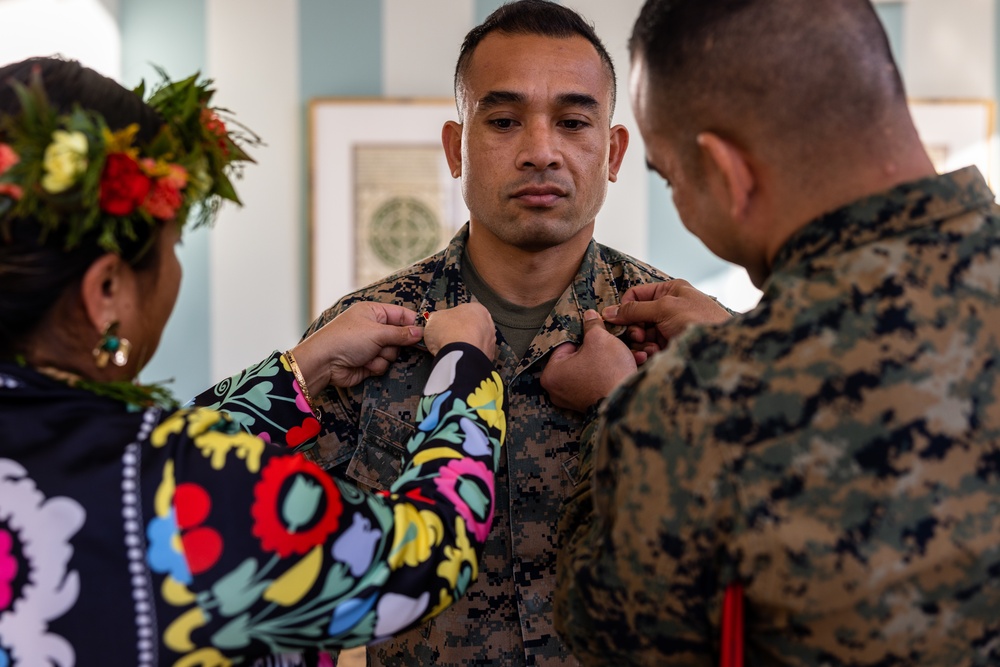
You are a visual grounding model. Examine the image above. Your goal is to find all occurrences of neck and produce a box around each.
[466,222,592,307]
[761,139,937,279]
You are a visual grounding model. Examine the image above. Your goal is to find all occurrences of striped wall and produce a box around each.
[2,0,996,399]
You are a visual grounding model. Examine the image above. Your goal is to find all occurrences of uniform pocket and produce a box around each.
[344,407,416,491]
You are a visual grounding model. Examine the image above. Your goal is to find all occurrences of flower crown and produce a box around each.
[0,66,259,253]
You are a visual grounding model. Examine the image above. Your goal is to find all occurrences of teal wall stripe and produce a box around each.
[647,173,726,283]
[475,0,511,24]
[120,0,210,401]
[299,0,384,329]
[120,0,206,87]
[874,2,905,73]
[300,0,383,99]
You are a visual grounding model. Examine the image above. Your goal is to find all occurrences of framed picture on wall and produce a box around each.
[308,98,467,319]
[908,98,995,187]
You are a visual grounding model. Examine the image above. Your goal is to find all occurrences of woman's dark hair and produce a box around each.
[0,57,166,358]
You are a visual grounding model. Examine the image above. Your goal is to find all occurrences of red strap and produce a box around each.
[720,582,744,667]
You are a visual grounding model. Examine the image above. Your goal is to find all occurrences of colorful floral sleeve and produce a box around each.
[145,342,505,662]
[189,350,323,452]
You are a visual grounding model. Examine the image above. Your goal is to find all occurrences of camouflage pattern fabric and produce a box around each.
[556,167,1000,666]
[303,224,670,666]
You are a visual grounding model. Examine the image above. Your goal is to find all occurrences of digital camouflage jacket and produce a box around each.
[557,167,1000,667]
[304,225,670,666]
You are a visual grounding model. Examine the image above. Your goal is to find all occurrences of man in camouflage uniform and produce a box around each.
[302,2,728,665]
[548,0,1000,665]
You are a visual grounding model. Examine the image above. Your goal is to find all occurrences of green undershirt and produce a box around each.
[462,247,558,360]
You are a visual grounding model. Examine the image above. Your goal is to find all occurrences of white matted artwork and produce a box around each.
[908,99,995,186]
[309,98,467,319]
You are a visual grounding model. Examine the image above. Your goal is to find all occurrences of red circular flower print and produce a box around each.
[174,482,223,575]
[99,153,151,216]
[251,455,342,557]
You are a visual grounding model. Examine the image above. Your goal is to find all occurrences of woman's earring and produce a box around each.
[93,322,132,368]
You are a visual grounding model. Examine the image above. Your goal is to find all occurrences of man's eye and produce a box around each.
[490,118,514,129]
[561,119,587,130]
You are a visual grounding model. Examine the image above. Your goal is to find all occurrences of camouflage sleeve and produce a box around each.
[555,361,740,666]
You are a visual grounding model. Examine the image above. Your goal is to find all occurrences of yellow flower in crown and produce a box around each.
[466,371,505,444]
[41,130,88,193]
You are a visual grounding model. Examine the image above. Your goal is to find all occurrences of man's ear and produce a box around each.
[607,124,629,183]
[442,120,463,178]
[696,131,754,220]
[80,253,124,333]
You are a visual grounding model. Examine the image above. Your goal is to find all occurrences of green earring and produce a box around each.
[93,321,132,368]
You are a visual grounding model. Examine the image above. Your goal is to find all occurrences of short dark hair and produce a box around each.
[454,0,617,120]
[629,0,906,171]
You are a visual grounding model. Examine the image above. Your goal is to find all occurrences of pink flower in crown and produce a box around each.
[0,143,23,200]
[0,143,18,173]
[143,169,188,221]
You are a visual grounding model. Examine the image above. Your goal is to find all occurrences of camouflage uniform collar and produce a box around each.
[771,166,995,281]
[415,223,474,318]
[418,223,628,378]
[511,235,628,376]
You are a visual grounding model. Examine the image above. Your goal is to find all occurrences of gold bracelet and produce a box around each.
[284,349,317,413]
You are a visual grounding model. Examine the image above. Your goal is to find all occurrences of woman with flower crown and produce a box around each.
[0,56,506,667]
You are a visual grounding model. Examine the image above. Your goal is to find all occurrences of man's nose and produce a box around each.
[516,120,562,170]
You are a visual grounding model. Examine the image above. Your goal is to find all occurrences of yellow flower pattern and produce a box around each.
[151,408,264,473]
[389,504,446,570]
[436,518,478,589]
[193,430,264,473]
[466,371,506,444]
[264,546,323,606]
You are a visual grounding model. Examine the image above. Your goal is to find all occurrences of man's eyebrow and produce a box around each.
[475,91,601,113]
[478,90,526,109]
[556,93,600,112]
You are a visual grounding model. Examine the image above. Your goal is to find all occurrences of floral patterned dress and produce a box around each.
[0,342,505,666]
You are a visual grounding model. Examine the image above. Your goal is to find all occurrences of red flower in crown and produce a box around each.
[201,108,230,156]
[142,163,188,220]
[0,143,23,200]
[99,153,151,216]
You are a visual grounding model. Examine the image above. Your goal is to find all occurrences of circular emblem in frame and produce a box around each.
[368,197,441,267]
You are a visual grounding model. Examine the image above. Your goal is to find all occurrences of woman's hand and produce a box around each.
[291,302,424,394]
[424,302,496,358]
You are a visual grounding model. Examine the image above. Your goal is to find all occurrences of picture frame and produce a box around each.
[908,98,995,187]
[308,98,467,319]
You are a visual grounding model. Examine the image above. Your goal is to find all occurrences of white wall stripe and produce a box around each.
[904,0,995,98]
[208,0,303,380]
[383,0,474,97]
